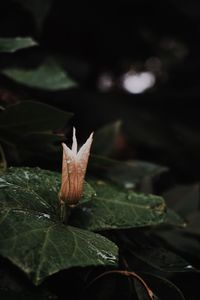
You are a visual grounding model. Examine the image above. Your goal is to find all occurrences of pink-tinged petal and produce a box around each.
[77,133,93,173]
[59,131,93,206]
[72,127,78,154]
[77,132,93,162]
[59,143,77,205]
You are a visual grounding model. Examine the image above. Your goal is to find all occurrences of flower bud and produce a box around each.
[59,128,93,206]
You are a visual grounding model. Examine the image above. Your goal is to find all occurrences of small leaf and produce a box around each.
[163,184,199,218]
[2,58,77,91]
[0,168,118,284]
[92,121,122,157]
[163,209,185,227]
[0,37,37,53]
[70,180,167,231]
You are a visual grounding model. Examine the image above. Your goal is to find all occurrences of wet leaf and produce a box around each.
[2,58,77,91]
[70,180,167,231]
[0,168,118,284]
[0,167,95,218]
[0,37,38,53]
[0,211,118,285]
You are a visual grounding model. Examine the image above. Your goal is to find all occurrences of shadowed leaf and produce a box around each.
[2,58,77,91]
[0,37,37,53]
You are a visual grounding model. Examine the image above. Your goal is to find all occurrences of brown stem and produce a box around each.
[60,202,71,224]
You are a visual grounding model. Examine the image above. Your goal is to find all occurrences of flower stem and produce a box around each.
[60,202,71,224]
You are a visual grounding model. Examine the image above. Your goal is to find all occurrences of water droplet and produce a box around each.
[124,182,135,189]
[97,250,116,264]
[43,213,50,219]
[66,160,71,164]
[184,265,194,270]
[24,171,29,180]
[82,207,92,214]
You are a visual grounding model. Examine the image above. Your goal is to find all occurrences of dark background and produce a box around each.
[1,2,200,299]
[1,0,200,180]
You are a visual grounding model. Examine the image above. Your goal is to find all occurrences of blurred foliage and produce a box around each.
[1,0,200,299]
[0,101,73,167]
[0,37,37,53]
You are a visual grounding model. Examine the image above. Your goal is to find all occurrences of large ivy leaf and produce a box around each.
[0,211,117,285]
[0,168,118,285]
[0,167,171,233]
[70,180,167,231]
[0,37,38,53]
[0,167,95,218]
[2,58,77,91]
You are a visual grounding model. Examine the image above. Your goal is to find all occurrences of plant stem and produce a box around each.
[0,144,7,172]
[60,202,71,224]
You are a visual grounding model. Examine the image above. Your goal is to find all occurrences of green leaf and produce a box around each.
[90,155,168,191]
[163,184,199,218]
[155,228,200,269]
[0,101,73,165]
[122,232,192,273]
[2,58,77,91]
[0,167,94,218]
[0,168,118,284]
[0,211,117,285]
[163,209,185,227]
[0,101,73,133]
[70,180,167,231]
[0,37,38,53]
